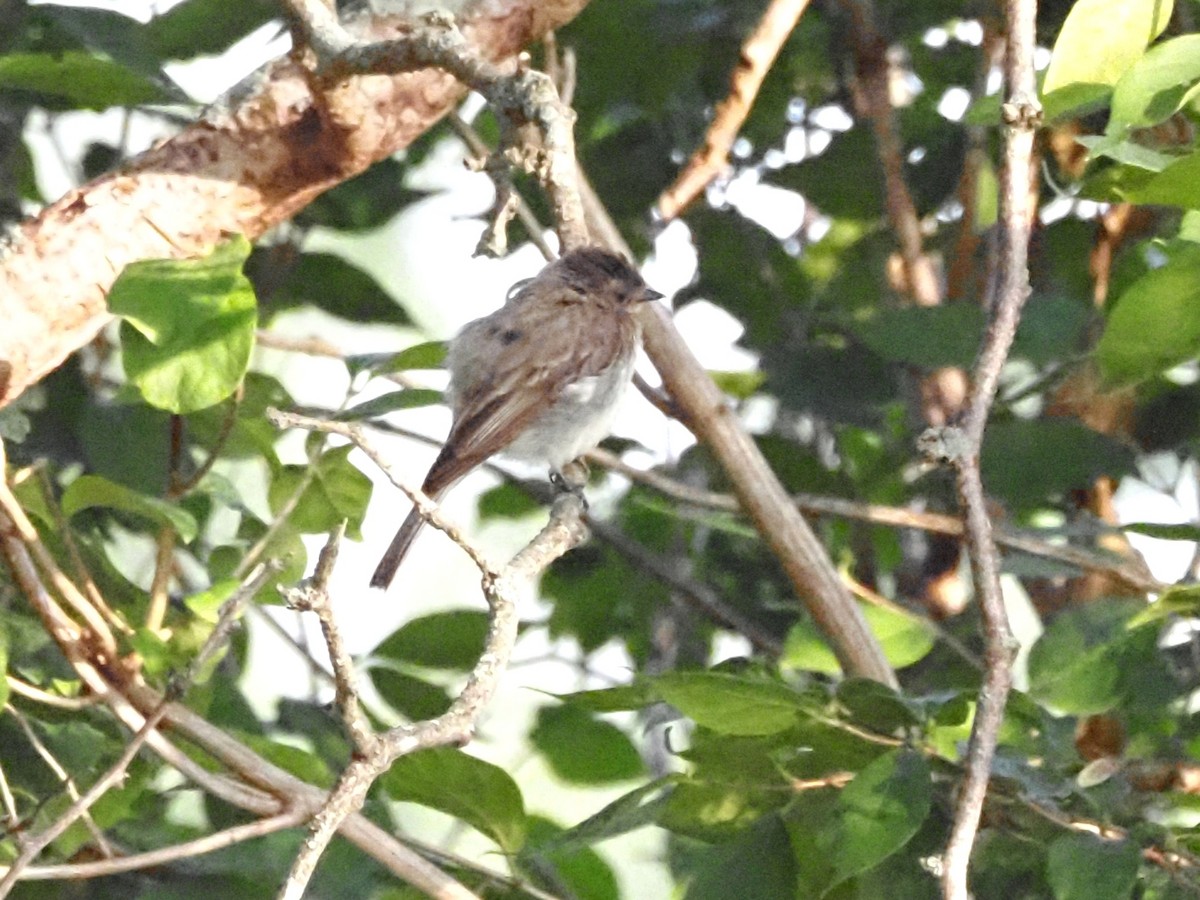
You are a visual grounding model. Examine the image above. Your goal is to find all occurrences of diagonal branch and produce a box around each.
[585,173,897,685]
[0,457,480,898]
[269,410,587,899]
[656,0,814,219]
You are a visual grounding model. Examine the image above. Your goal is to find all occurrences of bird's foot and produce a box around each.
[550,460,589,508]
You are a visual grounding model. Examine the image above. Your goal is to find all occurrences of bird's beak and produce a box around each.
[640,288,665,303]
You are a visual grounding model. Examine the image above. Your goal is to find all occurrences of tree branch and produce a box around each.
[0,0,589,408]
[933,0,1041,893]
[4,812,307,883]
[656,0,814,219]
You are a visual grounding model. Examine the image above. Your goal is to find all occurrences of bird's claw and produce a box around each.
[550,466,588,509]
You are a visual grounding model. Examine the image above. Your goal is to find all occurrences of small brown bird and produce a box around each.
[370,247,663,589]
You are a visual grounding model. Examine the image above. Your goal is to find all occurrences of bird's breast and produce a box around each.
[503,348,636,468]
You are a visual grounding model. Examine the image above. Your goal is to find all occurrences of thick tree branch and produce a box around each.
[586,166,896,683]
[0,0,589,409]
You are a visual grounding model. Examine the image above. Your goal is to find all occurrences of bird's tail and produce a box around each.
[369,485,448,590]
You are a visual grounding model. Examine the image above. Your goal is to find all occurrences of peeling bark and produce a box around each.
[0,0,588,408]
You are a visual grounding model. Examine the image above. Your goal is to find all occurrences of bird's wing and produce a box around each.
[422,298,625,491]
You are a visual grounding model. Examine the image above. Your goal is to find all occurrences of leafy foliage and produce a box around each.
[5,0,1200,898]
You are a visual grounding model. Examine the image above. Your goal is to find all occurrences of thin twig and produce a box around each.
[181,561,282,688]
[447,111,557,261]
[0,451,117,657]
[332,410,1163,600]
[656,0,814,219]
[0,487,297,844]
[4,704,114,859]
[588,446,1163,595]
[587,517,784,656]
[281,524,376,755]
[27,466,131,636]
[6,677,98,711]
[271,398,586,896]
[4,811,307,882]
[145,526,175,634]
[249,604,337,687]
[842,0,941,309]
[279,489,585,899]
[0,705,170,896]
[0,559,282,894]
[267,407,499,579]
[0,763,19,844]
[841,572,980,671]
[255,331,346,358]
[286,0,588,250]
[233,435,322,581]
[934,0,1040,893]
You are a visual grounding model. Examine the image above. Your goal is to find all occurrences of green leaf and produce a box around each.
[782,604,935,675]
[1046,833,1139,900]
[62,474,198,542]
[383,341,449,373]
[1042,0,1173,119]
[843,304,985,369]
[553,683,657,713]
[1109,34,1200,134]
[1126,583,1200,628]
[519,816,620,900]
[543,544,665,654]
[1125,151,1200,209]
[373,611,488,671]
[382,747,526,853]
[336,389,443,421]
[531,705,645,784]
[183,580,239,624]
[534,777,675,852]
[0,51,173,110]
[981,419,1133,508]
[710,370,766,399]
[368,667,451,720]
[663,779,786,842]
[476,483,542,521]
[653,672,805,736]
[1098,243,1200,385]
[110,237,257,413]
[346,342,447,379]
[1027,599,1158,714]
[836,678,920,734]
[1077,135,1177,171]
[267,445,371,540]
[253,251,411,326]
[828,750,932,890]
[144,0,278,60]
[1122,521,1200,541]
[684,814,797,900]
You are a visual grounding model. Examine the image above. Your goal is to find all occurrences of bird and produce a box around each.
[370,247,663,589]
